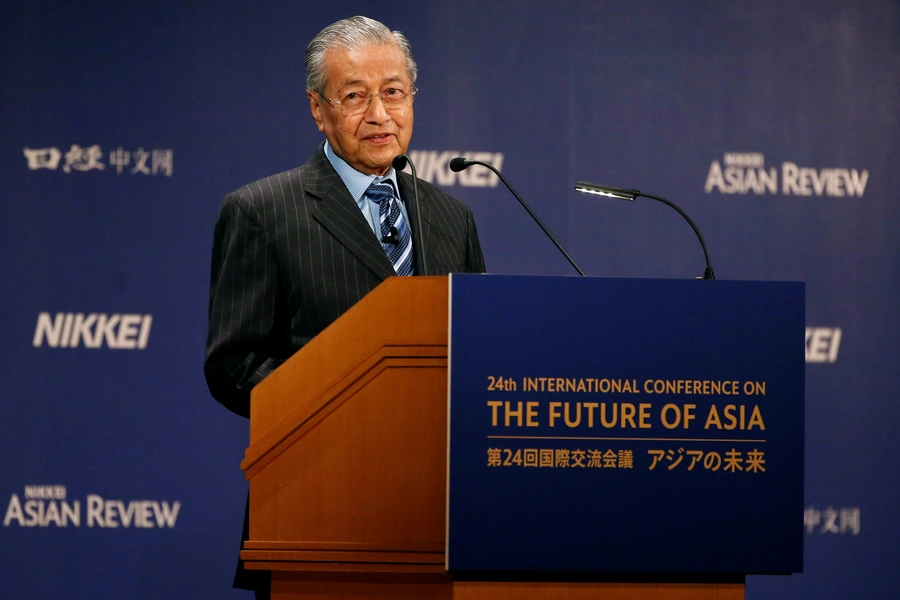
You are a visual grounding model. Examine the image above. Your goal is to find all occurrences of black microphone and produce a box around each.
[381,226,400,245]
[448,157,470,173]
[392,154,427,275]
[450,157,585,276]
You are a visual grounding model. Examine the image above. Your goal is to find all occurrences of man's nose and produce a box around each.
[363,94,390,122]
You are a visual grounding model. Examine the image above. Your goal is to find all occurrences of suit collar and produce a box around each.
[323,140,401,206]
[304,145,396,281]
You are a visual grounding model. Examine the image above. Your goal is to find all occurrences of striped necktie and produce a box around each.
[366,179,414,276]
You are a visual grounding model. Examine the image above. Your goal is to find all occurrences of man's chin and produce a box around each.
[361,149,401,175]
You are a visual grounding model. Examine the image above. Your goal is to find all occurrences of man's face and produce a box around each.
[308,42,414,176]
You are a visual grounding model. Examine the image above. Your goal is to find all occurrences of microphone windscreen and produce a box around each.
[391,154,409,171]
[449,157,469,172]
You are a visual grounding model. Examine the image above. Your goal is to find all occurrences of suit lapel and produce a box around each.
[304,150,395,281]
[398,171,433,276]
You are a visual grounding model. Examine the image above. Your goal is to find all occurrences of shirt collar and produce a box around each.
[324,140,400,204]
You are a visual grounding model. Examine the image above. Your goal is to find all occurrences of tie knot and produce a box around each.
[366,180,395,205]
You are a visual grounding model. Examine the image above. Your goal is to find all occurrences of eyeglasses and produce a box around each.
[319,86,417,117]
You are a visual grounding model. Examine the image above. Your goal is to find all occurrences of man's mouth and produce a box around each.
[364,133,395,143]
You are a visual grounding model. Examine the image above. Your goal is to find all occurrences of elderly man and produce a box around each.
[204,15,485,597]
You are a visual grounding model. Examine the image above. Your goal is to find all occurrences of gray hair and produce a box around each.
[305,16,418,96]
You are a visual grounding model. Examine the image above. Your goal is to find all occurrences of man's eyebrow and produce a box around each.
[337,76,405,88]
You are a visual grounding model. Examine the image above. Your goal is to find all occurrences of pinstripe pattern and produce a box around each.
[205,144,485,418]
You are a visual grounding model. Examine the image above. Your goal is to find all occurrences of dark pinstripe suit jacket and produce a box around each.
[205,145,485,418]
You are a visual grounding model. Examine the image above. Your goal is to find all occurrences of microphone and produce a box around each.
[448,157,470,173]
[381,226,400,245]
[392,154,428,275]
[450,157,585,276]
[574,181,715,280]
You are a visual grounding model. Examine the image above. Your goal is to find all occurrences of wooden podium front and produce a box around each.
[239,276,744,600]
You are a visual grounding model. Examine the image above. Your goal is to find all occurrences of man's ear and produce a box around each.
[308,90,326,133]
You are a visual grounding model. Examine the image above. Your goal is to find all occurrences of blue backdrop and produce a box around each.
[2,1,897,598]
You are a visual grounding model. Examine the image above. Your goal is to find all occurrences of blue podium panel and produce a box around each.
[447,274,804,574]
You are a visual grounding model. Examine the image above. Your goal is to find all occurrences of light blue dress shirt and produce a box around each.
[324,140,413,240]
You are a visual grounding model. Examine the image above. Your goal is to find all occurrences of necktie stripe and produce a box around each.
[366,179,414,276]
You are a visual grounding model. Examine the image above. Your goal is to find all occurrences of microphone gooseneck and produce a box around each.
[640,191,715,280]
[392,154,428,275]
[452,157,585,276]
[574,181,715,280]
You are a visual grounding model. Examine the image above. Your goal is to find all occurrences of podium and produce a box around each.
[240,275,803,599]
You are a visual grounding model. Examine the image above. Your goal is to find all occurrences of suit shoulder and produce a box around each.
[223,166,306,207]
[221,146,332,210]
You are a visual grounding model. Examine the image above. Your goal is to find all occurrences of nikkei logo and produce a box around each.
[705,153,868,197]
[23,145,173,176]
[3,485,181,529]
[33,313,153,350]
[406,151,504,187]
[806,327,841,363]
